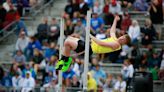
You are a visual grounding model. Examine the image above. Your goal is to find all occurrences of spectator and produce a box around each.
[148,51,160,80]
[25,36,42,61]
[90,57,99,70]
[121,59,134,90]
[149,0,163,24]
[31,48,44,73]
[64,19,74,36]
[71,72,80,88]
[91,64,106,88]
[21,71,35,92]
[95,29,106,40]
[15,31,29,52]
[17,19,28,36]
[127,59,134,81]
[43,71,55,85]
[92,1,102,16]
[109,0,122,15]
[148,51,160,68]
[128,20,141,45]
[120,0,135,9]
[36,17,49,43]
[103,0,110,14]
[42,77,59,92]
[113,74,126,92]
[140,52,148,67]
[22,64,36,79]
[74,18,86,40]
[87,72,97,92]
[78,0,89,19]
[44,42,58,61]
[64,0,79,19]
[91,12,104,34]
[13,50,26,70]
[149,65,159,80]
[141,19,158,47]
[1,71,12,87]
[102,74,116,92]
[9,64,22,77]
[12,72,23,92]
[3,0,16,12]
[45,56,57,74]
[48,18,60,43]
[121,60,129,80]
[133,0,149,11]
[121,12,132,32]
[2,8,20,28]
[72,58,81,77]
[72,12,80,25]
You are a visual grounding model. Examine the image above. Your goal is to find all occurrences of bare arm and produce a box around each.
[70,51,85,57]
[149,3,157,13]
[90,34,120,49]
[106,16,120,38]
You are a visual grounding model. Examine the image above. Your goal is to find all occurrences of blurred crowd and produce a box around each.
[0,0,164,92]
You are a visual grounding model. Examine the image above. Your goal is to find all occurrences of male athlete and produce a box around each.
[55,16,131,72]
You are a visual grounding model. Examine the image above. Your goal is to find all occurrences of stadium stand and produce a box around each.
[0,0,164,92]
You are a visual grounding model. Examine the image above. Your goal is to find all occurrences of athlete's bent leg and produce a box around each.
[55,36,79,71]
[63,36,79,56]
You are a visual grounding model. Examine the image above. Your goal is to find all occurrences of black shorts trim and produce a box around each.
[74,40,93,56]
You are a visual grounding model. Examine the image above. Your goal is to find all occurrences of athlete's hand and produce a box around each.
[115,15,120,21]
[72,53,79,58]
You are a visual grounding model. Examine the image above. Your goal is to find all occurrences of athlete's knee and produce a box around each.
[64,40,69,46]
[64,39,72,46]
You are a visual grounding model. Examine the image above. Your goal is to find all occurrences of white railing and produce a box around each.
[0,21,17,42]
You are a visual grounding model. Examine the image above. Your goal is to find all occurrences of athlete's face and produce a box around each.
[118,35,127,45]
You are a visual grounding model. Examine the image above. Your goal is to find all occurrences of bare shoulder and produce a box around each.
[111,41,121,50]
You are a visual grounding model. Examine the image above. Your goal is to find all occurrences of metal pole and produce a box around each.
[58,18,64,92]
[83,10,91,91]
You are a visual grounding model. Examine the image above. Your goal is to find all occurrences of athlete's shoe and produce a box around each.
[61,57,73,72]
[55,59,65,70]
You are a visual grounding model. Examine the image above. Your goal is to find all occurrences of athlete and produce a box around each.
[55,16,131,72]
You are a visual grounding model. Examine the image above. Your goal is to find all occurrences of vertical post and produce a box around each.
[58,18,64,92]
[83,10,91,91]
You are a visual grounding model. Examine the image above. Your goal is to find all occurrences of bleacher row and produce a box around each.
[0,61,164,92]
[0,0,54,42]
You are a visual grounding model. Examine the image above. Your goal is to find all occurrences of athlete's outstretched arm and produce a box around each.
[106,16,120,38]
[90,34,119,49]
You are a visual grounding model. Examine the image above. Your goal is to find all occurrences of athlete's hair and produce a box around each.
[124,34,131,45]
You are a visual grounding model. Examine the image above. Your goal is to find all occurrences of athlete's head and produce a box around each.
[118,34,131,45]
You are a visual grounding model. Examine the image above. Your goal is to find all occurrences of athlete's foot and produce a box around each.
[55,59,65,70]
